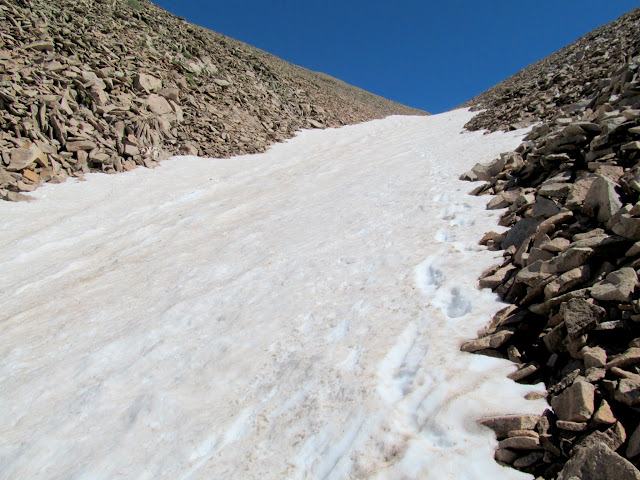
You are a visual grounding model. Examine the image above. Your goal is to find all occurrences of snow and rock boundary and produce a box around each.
[461,47,640,480]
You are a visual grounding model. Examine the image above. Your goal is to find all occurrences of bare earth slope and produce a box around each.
[0,0,425,201]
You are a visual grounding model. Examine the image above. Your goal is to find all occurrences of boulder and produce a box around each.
[584,175,623,223]
[590,267,638,302]
[147,94,173,116]
[7,144,48,171]
[558,444,640,480]
[612,214,640,241]
[561,298,605,338]
[134,73,162,92]
[551,379,595,422]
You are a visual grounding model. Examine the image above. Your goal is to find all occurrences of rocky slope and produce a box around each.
[460,6,640,480]
[461,7,640,133]
[0,0,425,201]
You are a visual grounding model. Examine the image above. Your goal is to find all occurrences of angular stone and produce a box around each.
[539,182,572,198]
[498,436,542,450]
[606,348,640,369]
[545,247,593,274]
[214,78,231,87]
[516,260,552,286]
[507,363,539,381]
[557,444,640,480]
[622,141,640,151]
[590,267,638,302]
[25,39,55,51]
[22,169,39,183]
[464,156,506,182]
[576,421,626,453]
[561,298,605,338]
[513,452,543,468]
[495,448,518,464]
[593,399,616,425]
[478,415,540,439]
[7,144,48,171]
[556,420,588,431]
[628,423,640,458]
[613,215,640,241]
[541,236,570,253]
[134,73,162,92]
[5,191,34,202]
[159,87,180,102]
[502,218,542,249]
[82,71,107,90]
[584,175,623,223]
[479,264,517,289]
[66,140,97,152]
[583,346,607,369]
[585,367,606,383]
[531,195,561,218]
[147,94,173,116]
[551,379,595,422]
[460,329,515,353]
[544,265,591,299]
[566,175,597,209]
[615,377,640,405]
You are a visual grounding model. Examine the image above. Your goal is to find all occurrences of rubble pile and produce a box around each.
[461,7,640,133]
[461,43,640,479]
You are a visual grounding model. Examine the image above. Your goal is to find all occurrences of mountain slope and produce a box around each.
[458,6,640,479]
[0,0,425,201]
[461,7,640,132]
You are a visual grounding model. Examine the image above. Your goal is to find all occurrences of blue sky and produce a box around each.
[152,1,638,113]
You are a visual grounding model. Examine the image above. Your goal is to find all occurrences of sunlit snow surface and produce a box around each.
[0,109,547,479]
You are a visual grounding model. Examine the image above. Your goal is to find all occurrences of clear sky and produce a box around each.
[151,1,638,114]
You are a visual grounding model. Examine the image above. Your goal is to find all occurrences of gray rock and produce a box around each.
[590,267,638,302]
[606,348,640,369]
[6,144,48,171]
[134,73,162,92]
[502,218,542,249]
[532,196,562,218]
[460,329,515,353]
[545,247,593,274]
[627,423,640,458]
[466,156,506,182]
[24,39,55,51]
[584,175,623,223]
[479,264,517,289]
[544,266,591,299]
[478,415,540,439]
[615,377,640,406]
[66,140,98,152]
[538,182,572,199]
[561,298,605,338]
[612,214,640,241]
[622,141,640,150]
[551,379,595,422]
[557,444,640,480]
[498,436,542,450]
[575,421,626,453]
[516,260,552,286]
[147,94,173,116]
[583,346,607,369]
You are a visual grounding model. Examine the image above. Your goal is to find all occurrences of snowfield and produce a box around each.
[0,109,547,479]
